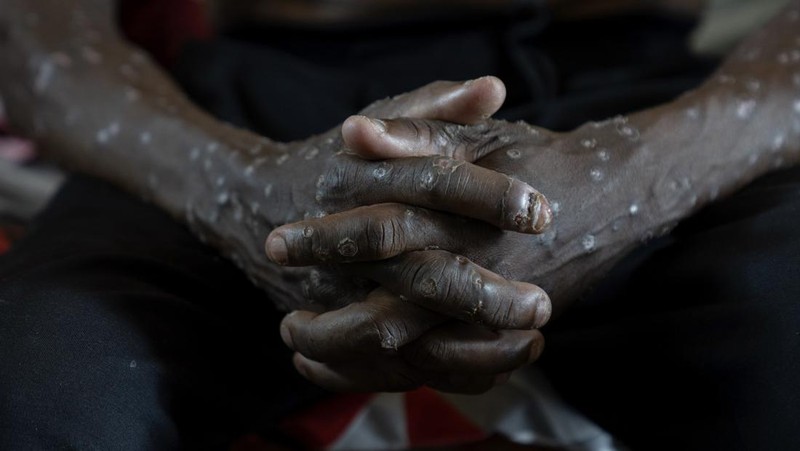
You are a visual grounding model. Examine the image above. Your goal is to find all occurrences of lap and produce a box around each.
[541,166,800,451]
[2,166,798,450]
[0,175,322,450]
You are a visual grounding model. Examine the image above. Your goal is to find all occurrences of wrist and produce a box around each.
[186,130,345,310]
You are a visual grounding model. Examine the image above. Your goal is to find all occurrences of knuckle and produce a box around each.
[435,124,486,161]
[317,161,351,204]
[436,123,462,147]
[326,156,401,205]
[404,252,446,300]
[486,295,517,329]
[470,135,505,161]
[444,257,487,321]
[406,119,424,141]
[404,253,483,320]
[292,224,327,263]
[365,216,406,259]
[412,160,440,195]
[351,310,384,350]
[462,122,511,160]
[412,155,469,198]
[417,120,446,149]
[352,310,407,353]
[377,319,409,352]
[418,120,442,145]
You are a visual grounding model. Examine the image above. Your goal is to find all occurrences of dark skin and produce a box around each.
[2,0,800,393]
[271,1,800,390]
[0,0,553,394]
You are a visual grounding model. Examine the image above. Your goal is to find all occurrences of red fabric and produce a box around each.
[405,387,487,448]
[280,393,375,449]
[279,388,488,449]
[119,0,213,67]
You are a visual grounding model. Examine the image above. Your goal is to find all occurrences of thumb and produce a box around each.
[359,76,506,123]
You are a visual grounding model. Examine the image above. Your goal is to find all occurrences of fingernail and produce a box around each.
[266,235,288,265]
[531,192,553,233]
[532,292,552,329]
[494,372,512,385]
[368,117,387,133]
[280,322,295,350]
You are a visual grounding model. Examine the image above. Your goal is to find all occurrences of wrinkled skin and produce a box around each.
[239,81,559,394]
[270,115,638,392]
[0,0,551,332]
[273,42,800,391]
[5,0,799,395]
[0,0,554,394]
[226,78,553,327]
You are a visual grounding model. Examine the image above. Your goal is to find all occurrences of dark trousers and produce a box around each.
[1,11,798,450]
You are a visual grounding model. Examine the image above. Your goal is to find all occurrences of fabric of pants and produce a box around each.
[1,8,798,451]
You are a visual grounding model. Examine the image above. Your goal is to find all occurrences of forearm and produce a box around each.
[543,1,800,306]
[622,0,800,240]
[0,0,312,305]
[1,1,273,207]
[0,1,522,312]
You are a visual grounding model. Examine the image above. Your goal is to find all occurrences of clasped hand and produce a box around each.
[266,77,566,394]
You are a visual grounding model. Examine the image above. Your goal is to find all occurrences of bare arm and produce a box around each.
[0,1,554,313]
[0,0,305,302]
[312,0,800,312]
[271,1,800,394]
[1,3,572,394]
